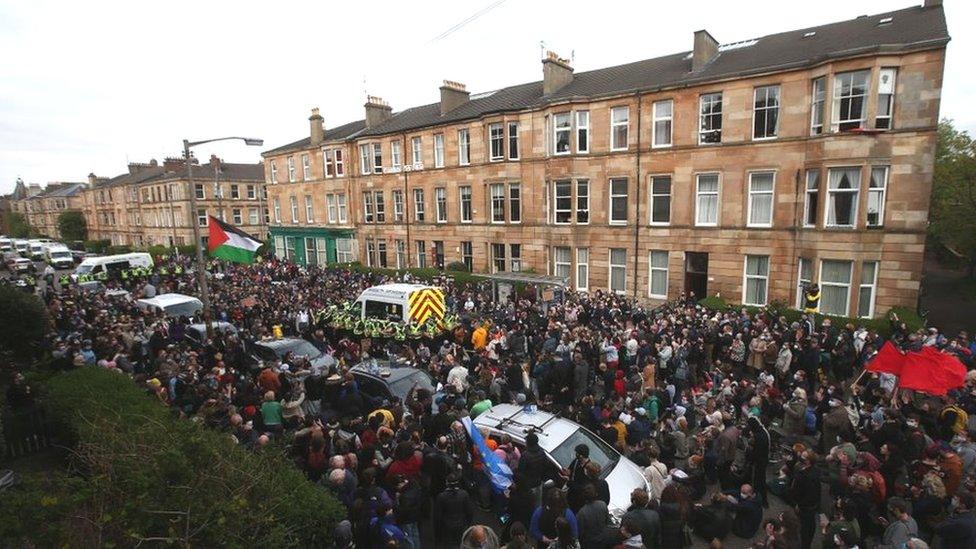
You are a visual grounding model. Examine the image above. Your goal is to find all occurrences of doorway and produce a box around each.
[684,252,709,300]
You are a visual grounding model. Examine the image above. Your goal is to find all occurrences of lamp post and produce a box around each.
[183,136,263,337]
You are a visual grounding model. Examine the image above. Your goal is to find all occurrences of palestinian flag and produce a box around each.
[207,216,261,264]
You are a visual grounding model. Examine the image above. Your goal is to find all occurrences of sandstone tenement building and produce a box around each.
[261,2,948,318]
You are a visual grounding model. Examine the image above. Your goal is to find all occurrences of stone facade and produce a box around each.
[262,9,946,318]
[13,182,85,239]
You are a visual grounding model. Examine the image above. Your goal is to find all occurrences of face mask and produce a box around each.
[740,492,748,500]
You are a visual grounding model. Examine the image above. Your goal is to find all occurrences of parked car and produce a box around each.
[248,337,335,372]
[185,322,238,348]
[473,403,649,521]
[2,251,21,271]
[350,361,435,404]
[7,257,35,274]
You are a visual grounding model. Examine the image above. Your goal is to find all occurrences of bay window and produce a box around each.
[832,70,870,131]
[554,113,571,155]
[803,170,820,227]
[576,180,589,224]
[576,248,589,291]
[508,122,519,160]
[867,166,888,227]
[747,171,775,227]
[609,178,628,224]
[796,257,813,309]
[858,261,879,318]
[753,85,780,140]
[490,184,505,223]
[458,129,470,165]
[509,183,521,223]
[695,173,720,226]
[875,68,896,130]
[489,123,504,160]
[553,247,571,279]
[743,255,770,306]
[811,77,826,135]
[610,106,629,150]
[390,141,402,171]
[434,134,445,168]
[699,93,723,144]
[820,259,853,316]
[650,175,671,225]
[649,250,669,298]
[554,181,572,224]
[609,248,627,293]
[576,111,589,153]
[826,167,860,228]
[652,100,672,148]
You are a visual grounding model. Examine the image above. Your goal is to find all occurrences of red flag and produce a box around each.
[899,347,968,396]
[866,341,905,376]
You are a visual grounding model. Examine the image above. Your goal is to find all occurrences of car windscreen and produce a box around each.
[388,371,434,400]
[364,300,403,321]
[76,264,94,274]
[51,251,72,259]
[273,340,322,360]
[548,428,619,477]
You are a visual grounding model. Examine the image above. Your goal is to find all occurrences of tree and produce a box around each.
[56,209,87,242]
[7,212,30,238]
[929,119,976,275]
[0,285,49,367]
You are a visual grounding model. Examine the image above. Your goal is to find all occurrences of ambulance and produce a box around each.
[352,283,445,325]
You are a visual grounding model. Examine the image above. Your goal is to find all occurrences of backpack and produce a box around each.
[804,408,817,434]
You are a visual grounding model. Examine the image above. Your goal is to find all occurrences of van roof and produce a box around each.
[359,283,437,301]
[137,293,200,307]
[79,252,151,265]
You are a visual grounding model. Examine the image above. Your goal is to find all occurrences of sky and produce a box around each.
[0,0,971,195]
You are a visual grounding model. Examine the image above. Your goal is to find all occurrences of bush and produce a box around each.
[24,368,345,547]
[445,261,470,273]
[698,295,728,310]
[0,286,50,366]
[105,245,133,255]
[83,239,110,254]
[335,262,485,286]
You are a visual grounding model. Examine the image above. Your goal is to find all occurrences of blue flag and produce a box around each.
[462,416,512,494]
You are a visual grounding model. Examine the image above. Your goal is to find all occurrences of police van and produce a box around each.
[73,252,153,281]
[353,283,445,325]
[44,244,75,269]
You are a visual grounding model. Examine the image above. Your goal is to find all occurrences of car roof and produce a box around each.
[351,362,426,384]
[255,337,310,349]
[137,293,199,306]
[473,403,579,452]
[188,322,235,332]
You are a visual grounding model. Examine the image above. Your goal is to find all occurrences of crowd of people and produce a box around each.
[13,254,976,548]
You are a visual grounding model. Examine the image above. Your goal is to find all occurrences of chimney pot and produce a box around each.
[364,96,393,128]
[692,30,719,72]
[439,80,470,115]
[923,0,942,7]
[542,50,574,95]
[309,107,325,146]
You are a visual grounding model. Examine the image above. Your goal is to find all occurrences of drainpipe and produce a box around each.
[403,134,410,268]
[632,92,643,298]
[789,168,801,306]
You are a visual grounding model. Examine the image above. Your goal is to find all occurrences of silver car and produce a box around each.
[473,403,649,520]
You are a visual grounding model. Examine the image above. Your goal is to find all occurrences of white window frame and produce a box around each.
[610,106,629,151]
[553,181,571,225]
[334,148,344,176]
[752,85,780,141]
[796,257,813,309]
[648,250,669,299]
[509,183,521,223]
[326,194,337,223]
[743,255,770,306]
[413,188,425,222]
[489,123,504,161]
[575,180,589,224]
[576,111,589,154]
[372,143,383,174]
[273,197,281,223]
[575,248,589,291]
[832,70,870,132]
[433,134,445,168]
[876,68,897,130]
[461,241,473,271]
[395,239,406,269]
[459,186,472,223]
[246,185,256,200]
[490,183,505,223]
[270,161,278,183]
[304,195,314,223]
[435,187,447,223]
[695,173,720,227]
[508,122,519,160]
[337,193,348,224]
[194,183,205,199]
[362,191,374,224]
[858,261,879,318]
[336,237,354,263]
[411,137,422,167]
[652,100,673,148]
[289,196,299,223]
[287,157,296,182]
[232,208,243,224]
[819,259,853,316]
[825,167,861,229]
[649,175,671,226]
[867,166,888,228]
[510,243,521,272]
[490,243,505,273]
[302,154,311,180]
[553,246,571,280]
[359,144,371,175]
[811,77,826,135]
[390,141,402,172]
[416,240,427,268]
[392,189,404,222]
[699,93,723,144]
[458,129,470,165]
[230,184,240,199]
[747,171,775,228]
[374,191,385,223]
[609,178,628,225]
[608,248,627,294]
[803,169,820,228]
[553,113,571,155]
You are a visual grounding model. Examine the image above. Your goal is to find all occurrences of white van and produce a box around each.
[135,293,203,318]
[13,240,29,257]
[73,252,153,280]
[27,241,46,260]
[44,244,75,269]
[353,283,445,325]
[0,238,11,252]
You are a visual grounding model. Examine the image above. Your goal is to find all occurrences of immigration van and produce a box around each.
[353,283,445,325]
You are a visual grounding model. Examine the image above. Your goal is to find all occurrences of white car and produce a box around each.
[473,403,649,520]
[135,293,203,318]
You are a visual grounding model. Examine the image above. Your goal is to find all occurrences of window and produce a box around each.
[649,250,669,298]
[458,129,470,165]
[489,123,504,160]
[302,154,311,180]
[461,241,473,272]
[416,241,427,268]
[249,207,259,225]
[392,190,404,222]
[395,239,406,269]
[509,183,521,223]
[803,170,820,227]
[820,260,853,316]
[413,188,425,221]
[264,208,269,224]
[435,187,447,222]
[270,161,278,183]
[411,137,422,166]
[490,184,505,223]
[324,149,336,177]
[510,244,521,271]
[575,111,589,153]
[609,178,628,224]
[230,184,240,199]
[274,236,285,258]
[290,196,299,223]
[553,113,571,155]
[743,255,770,306]
[650,176,671,225]
[374,191,385,223]
[334,149,344,176]
[796,257,813,309]
[867,166,888,227]
[337,194,348,223]
[696,173,720,226]
[195,183,205,199]
[359,144,371,175]
[576,180,589,224]
[858,261,879,318]
[246,185,256,199]
[377,241,389,268]
[508,122,519,160]
[459,186,472,222]
[610,106,629,150]
[811,77,826,135]
[876,68,896,130]
[197,208,208,227]
[554,181,572,224]
[491,243,506,273]
[305,237,319,266]
[390,141,402,172]
[609,248,627,293]
[747,171,775,227]
[304,195,314,223]
[832,70,870,131]
[576,248,589,291]
[753,85,780,140]
[273,198,281,223]
[372,143,383,174]
[826,167,861,228]
[315,237,328,266]
[288,157,296,181]
[365,240,375,267]
[699,93,723,144]
[434,134,445,167]
[652,100,673,148]
[363,191,374,223]
[336,238,354,263]
[553,247,571,279]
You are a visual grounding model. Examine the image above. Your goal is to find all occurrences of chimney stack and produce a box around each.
[692,30,719,72]
[439,80,470,115]
[209,154,222,171]
[364,96,392,129]
[542,51,574,95]
[309,107,325,145]
[87,173,98,187]
[923,0,942,7]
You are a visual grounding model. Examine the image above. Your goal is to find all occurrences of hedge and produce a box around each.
[694,296,923,339]
[0,367,344,547]
[334,261,486,285]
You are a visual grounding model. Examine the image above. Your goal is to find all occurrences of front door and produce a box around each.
[684,252,708,300]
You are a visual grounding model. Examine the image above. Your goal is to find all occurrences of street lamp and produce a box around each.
[183,136,263,337]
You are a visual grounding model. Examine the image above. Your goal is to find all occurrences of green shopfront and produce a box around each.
[269,226,356,267]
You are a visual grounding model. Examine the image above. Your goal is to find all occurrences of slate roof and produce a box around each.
[30,183,85,199]
[266,4,948,151]
[95,163,263,188]
[262,119,368,156]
